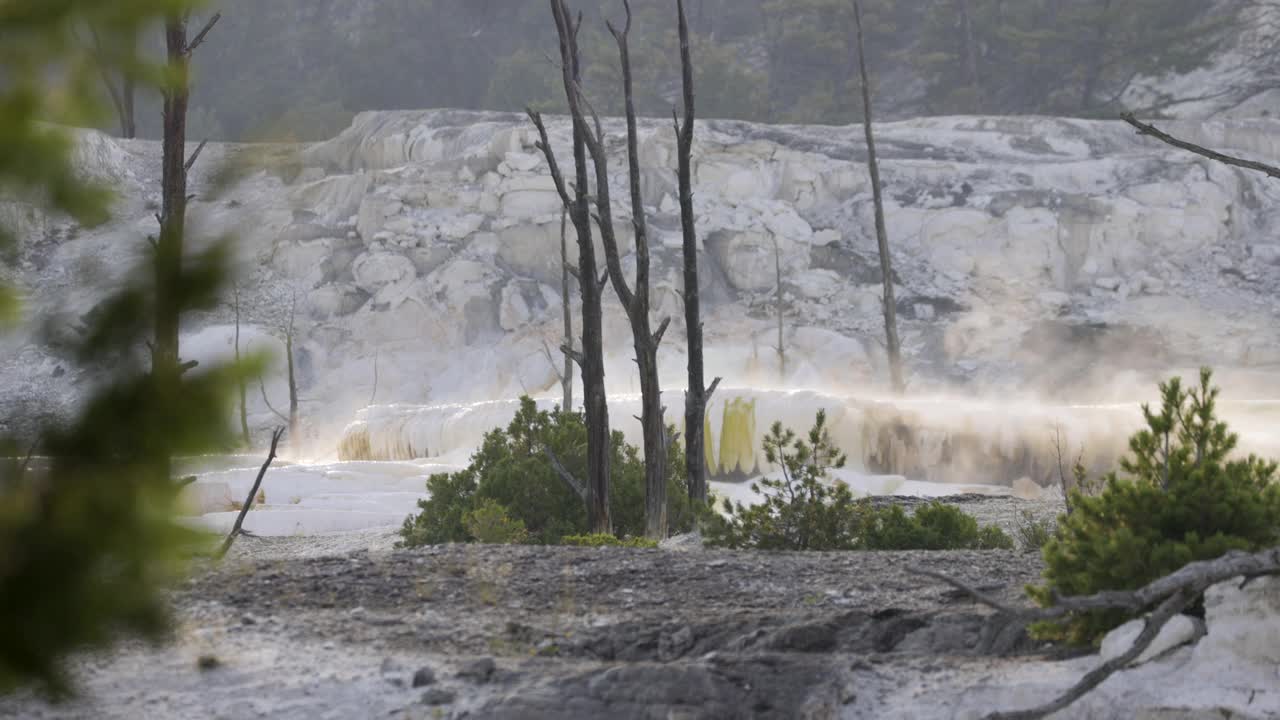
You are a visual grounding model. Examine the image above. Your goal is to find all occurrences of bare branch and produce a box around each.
[542,445,587,502]
[218,426,284,559]
[985,590,1198,720]
[527,109,574,208]
[653,317,671,346]
[561,343,585,368]
[1121,113,1280,179]
[258,378,289,422]
[706,376,722,402]
[185,12,221,55]
[184,138,208,173]
[912,546,1280,719]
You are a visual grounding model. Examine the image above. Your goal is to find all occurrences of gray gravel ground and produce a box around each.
[0,495,1073,720]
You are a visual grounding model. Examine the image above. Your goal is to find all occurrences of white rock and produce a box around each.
[351,252,416,294]
[504,152,543,173]
[1190,574,1280,679]
[1251,243,1280,265]
[1100,614,1203,666]
[1094,276,1122,291]
[499,284,532,331]
[796,269,842,299]
[812,229,841,247]
[501,190,562,219]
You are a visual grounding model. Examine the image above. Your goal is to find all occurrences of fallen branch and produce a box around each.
[988,589,1198,720]
[217,427,284,559]
[912,545,1280,719]
[1120,113,1280,179]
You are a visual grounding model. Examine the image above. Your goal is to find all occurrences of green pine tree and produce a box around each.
[0,0,246,697]
[1029,369,1280,645]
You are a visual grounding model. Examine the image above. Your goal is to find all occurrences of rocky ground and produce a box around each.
[5,493,1274,720]
[0,496,1080,720]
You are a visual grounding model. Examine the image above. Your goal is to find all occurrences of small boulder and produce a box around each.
[412,666,437,688]
[456,657,496,684]
[420,688,456,706]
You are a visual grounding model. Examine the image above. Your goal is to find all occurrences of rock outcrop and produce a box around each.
[4,111,1279,452]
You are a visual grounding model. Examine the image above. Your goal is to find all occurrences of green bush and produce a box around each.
[1014,510,1055,553]
[399,397,694,547]
[1028,369,1280,645]
[703,412,1013,552]
[463,499,528,545]
[561,534,658,549]
[864,503,1014,551]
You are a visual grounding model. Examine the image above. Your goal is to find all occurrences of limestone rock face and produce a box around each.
[4,110,1280,446]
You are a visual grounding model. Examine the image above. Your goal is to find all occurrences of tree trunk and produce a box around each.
[155,16,190,386]
[559,206,574,412]
[121,73,137,139]
[676,0,719,505]
[535,0,611,534]
[285,330,299,443]
[774,238,785,378]
[589,3,667,540]
[234,286,249,446]
[853,1,904,394]
[958,0,983,113]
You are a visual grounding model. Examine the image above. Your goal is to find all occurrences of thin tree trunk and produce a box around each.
[121,72,137,139]
[285,331,298,443]
[234,286,249,446]
[774,238,785,378]
[559,206,575,412]
[853,1,904,394]
[595,2,667,540]
[676,0,721,505]
[958,0,983,113]
[531,0,612,534]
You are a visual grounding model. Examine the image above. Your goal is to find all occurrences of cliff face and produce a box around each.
[4,110,1279,453]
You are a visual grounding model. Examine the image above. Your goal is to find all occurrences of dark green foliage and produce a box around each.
[0,0,244,698]
[864,503,1014,551]
[463,498,528,545]
[703,412,1013,552]
[400,469,477,547]
[1029,369,1280,645]
[399,397,694,547]
[117,0,1239,141]
[916,0,1221,115]
[561,534,658,549]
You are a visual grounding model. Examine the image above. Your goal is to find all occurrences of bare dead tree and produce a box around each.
[581,0,672,540]
[1121,113,1280,179]
[217,427,285,558]
[675,0,721,505]
[557,205,575,411]
[528,0,612,534]
[773,237,786,379]
[233,284,249,446]
[912,545,1280,719]
[259,291,300,444]
[852,1,903,394]
[369,349,379,405]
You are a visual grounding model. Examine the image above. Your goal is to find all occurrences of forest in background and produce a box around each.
[105,0,1240,143]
